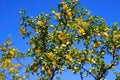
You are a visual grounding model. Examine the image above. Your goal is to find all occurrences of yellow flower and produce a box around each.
[61,44,67,48]
[91,58,96,64]
[101,51,105,55]
[94,41,101,48]
[95,32,101,36]
[4,41,11,46]
[104,27,109,31]
[5,58,11,63]
[19,28,26,35]
[55,13,60,19]
[58,31,66,42]
[81,21,87,27]
[47,52,54,59]
[62,4,69,10]
[108,64,111,67]
[66,11,72,18]
[9,49,16,57]
[61,2,65,5]
[78,28,85,35]
[52,62,57,68]
[35,49,41,54]
[75,18,81,24]
[102,32,108,37]
[9,67,16,73]
[40,57,43,60]
[58,31,64,39]
[73,66,77,71]
[34,28,40,34]
[90,49,94,54]
[41,66,45,71]
[110,49,114,53]
[54,38,59,42]
[37,21,43,27]
[1,64,7,70]
[46,69,51,76]
[32,66,37,72]
[111,66,115,70]
[114,34,120,40]
[65,54,72,62]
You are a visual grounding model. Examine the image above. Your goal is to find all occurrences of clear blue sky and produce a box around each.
[0,0,120,80]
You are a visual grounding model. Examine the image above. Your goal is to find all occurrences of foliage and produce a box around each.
[0,38,27,79]
[0,0,120,80]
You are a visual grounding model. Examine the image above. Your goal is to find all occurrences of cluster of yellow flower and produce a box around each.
[47,52,54,59]
[94,41,101,48]
[58,31,67,42]
[19,27,26,35]
[65,54,72,62]
[9,48,16,57]
[34,28,40,34]
[78,28,85,35]
[37,21,43,27]
[35,49,41,54]
[55,13,60,19]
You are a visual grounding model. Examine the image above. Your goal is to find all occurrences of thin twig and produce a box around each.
[16,58,26,67]
[80,71,83,80]
[81,66,96,80]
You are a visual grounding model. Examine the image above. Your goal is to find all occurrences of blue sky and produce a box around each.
[0,0,120,80]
